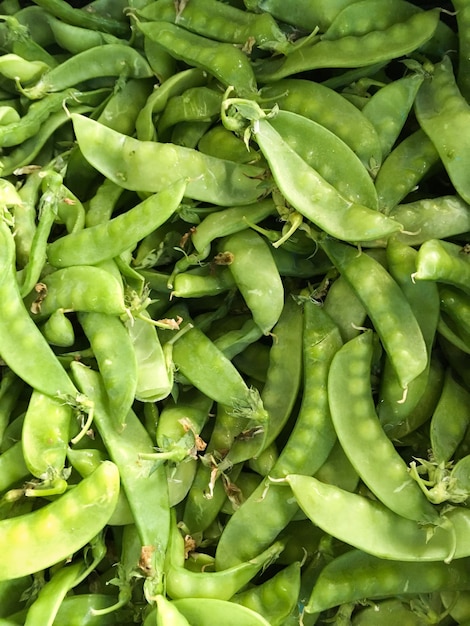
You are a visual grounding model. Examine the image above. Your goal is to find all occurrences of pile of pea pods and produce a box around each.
[2,0,470,624]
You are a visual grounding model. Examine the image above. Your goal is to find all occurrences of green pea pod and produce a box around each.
[254,10,440,81]
[23,44,152,99]
[28,265,127,321]
[0,441,30,493]
[307,549,470,613]
[286,473,470,561]
[0,460,119,580]
[137,21,258,97]
[361,73,424,160]
[328,331,438,523]
[172,598,272,626]
[71,113,265,206]
[0,219,77,399]
[321,238,428,389]
[268,109,379,209]
[413,239,470,294]
[247,114,400,241]
[47,179,186,268]
[45,594,119,626]
[415,55,470,204]
[352,598,432,626]
[155,594,191,626]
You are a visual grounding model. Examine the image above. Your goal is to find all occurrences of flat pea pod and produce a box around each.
[0,441,30,493]
[286,473,470,562]
[137,21,258,97]
[260,78,381,169]
[307,549,470,613]
[374,129,441,214]
[352,598,432,626]
[215,302,341,569]
[413,239,470,295]
[218,229,284,335]
[254,10,440,82]
[136,0,288,51]
[430,368,470,465]
[361,73,424,160]
[322,0,419,40]
[46,13,127,54]
[28,265,127,321]
[323,275,367,342]
[21,389,72,482]
[267,109,379,209]
[23,44,152,99]
[43,594,119,626]
[157,86,223,137]
[328,330,438,523]
[0,460,119,581]
[78,312,138,428]
[243,0,362,33]
[415,55,470,204]
[47,179,186,267]
[155,594,191,626]
[71,113,265,206]
[0,219,77,399]
[321,238,428,389]
[172,598,272,626]
[231,561,301,626]
[243,111,400,241]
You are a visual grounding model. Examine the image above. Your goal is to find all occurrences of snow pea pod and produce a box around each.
[0,460,119,581]
[413,239,470,294]
[71,113,265,206]
[242,110,400,241]
[23,43,153,99]
[321,237,428,389]
[328,330,438,524]
[267,109,379,209]
[308,549,470,613]
[47,179,186,267]
[254,10,440,81]
[137,21,258,97]
[219,229,284,335]
[286,473,470,562]
[0,218,77,399]
[415,55,470,204]
[260,78,381,174]
[172,598,272,626]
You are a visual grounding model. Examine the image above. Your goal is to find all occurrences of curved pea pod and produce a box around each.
[47,179,186,268]
[413,239,470,294]
[137,21,257,97]
[71,113,265,206]
[307,549,470,614]
[0,220,77,399]
[286,473,470,562]
[378,239,440,434]
[250,116,400,241]
[78,312,138,428]
[260,78,382,172]
[0,460,119,581]
[27,265,127,321]
[415,55,470,204]
[219,229,284,335]
[328,331,438,524]
[40,308,75,347]
[361,73,424,160]
[21,389,72,483]
[231,561,301,626]
[172,598,272,626]
[44,594,119,626]
[374,129,440,214]
[254,9,440,81]
[268,109,379,209]
[430,368,470,466]
[321,238,428,389]
[155,594,191,626]
[22,44,153,99]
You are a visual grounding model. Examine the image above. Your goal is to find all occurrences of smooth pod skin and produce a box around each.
[47,179,186,268]
[307,549,470,613]
[328,331,438,524]
[414,238,470,294]
[286,473,470,562]
[321,238,428,389]
[71,113,265,206]
[172,598,272,626]
[251,117,401,241]
[0,220,77,399]
[0,461,119,581]
[415,55,470,204]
